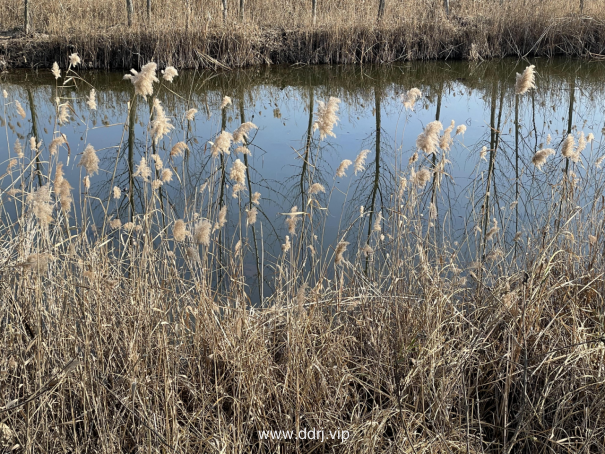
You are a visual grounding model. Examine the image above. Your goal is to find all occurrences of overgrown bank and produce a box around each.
[2,15,605,70]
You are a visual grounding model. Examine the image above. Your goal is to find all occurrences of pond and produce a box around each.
[2,58,605,303]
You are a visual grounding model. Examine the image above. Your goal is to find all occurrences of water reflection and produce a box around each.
[2,58,605,302]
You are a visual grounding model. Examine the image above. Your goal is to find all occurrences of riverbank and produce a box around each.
[2,10,605,69]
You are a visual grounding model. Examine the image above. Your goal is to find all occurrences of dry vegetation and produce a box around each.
[2,0,605,69]
[2,59,605,453]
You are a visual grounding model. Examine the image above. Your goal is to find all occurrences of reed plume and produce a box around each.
[211,131,233,157]
[113,186,121,199]
[286,206,300,235]
[577,132,587,154]
[246,207,258,226]
[233,122,258,143]
[58,102,70,125]
[309,183,325,195]
[417,121,443,155]
[14,140,23,158]
[439,120,455,151]
[220,96,232,110]
[561,134,579,162]
[173,219,188,242]
[2,89,7,98]
[161,169,173,183]
[170,141,188,158]
[411,167,431,188]
[133,156,151,181]
[150,99,174,144]
[313,97,340,140]
[402,88,422,110]
[334,241,349,265]
[230,159,247,197]
[515,65,536,95]
[234,146,251,155]
[26,184,53,226]
[354,149,371,175]
[185,108,197,121]
[251,192,261,205]
[51,62,61,79]
[282,235,291,252]
[161,66,178,82]
[69,53,81,67]
[109,218,122,229]
[123,62,159,98]
[193,219,212,246]
[335,159,352,178]
[86,89,97,110]
[49,134,67,156]
[79,144,100,175]
[455,124,467,136]
[215,206,227,230]
[54,162,73,212]
[485,218,499,241]
[480,146,487,160]
[151,154,164,171]
[532,148,555,170]
[14,100,26,119]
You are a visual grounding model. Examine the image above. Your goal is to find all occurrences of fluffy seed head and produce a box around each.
[220,96,232,110]
[110,218,122,229]
[515,65,536,95]
[439,120,455,151]
[79,144,99,175]
[123,62,159,98]
[246,207,258,226]
[216,206,228,230]
[15,100,26,119]
[335,159,352,178]
[151,154,163,171]
[173,219,188,242]
[170,141,188,158]
[58,102,70,125]
[286,206,300,235]
[51,62,61,79]
[87,89,97,110]
[161,66,178,82]
[133,157,151,181]
[27,184,53,225]
[194,219,212,246]
[233,122,258,144]
[211,131,233,157]
[69,53,81,67]
[334,241,349,265]
[411,167,431,188]
[313,97,340,140]
[150,99,174,144]
[402,88,422,110]
[49,134,67,156]
[185,108,197,121]
[455,124,467,136]
[416,121,443,155]
[532,148,555,170]
[251,192,261,205]
[14,140,24,158]
[113,186,121,199]
[309,183,325,195]
[354,149,371,175]
[161,168,173,183]
[561,134,578,162]
[230,159,247,185]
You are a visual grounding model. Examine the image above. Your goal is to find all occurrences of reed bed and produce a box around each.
[2,0,605,69]
[1,59,605,453]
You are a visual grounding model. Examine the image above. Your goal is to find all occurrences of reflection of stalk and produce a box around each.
[482,81,504,257]
[128,96,137,221]
[514,94,519,256]
[431,83,443,221]
[239,95,262,303]
[27,89,43,187]
[300,86,314,210]
[365,86,381,273]
[557,78,575,230]
[217,103,228,281]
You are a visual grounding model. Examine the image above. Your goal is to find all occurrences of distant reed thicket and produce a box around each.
[2,57,605,452]
[2,0,605,68]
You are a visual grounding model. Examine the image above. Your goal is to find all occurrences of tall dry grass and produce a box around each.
[2,0,605,69]
[1,60,605,453]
